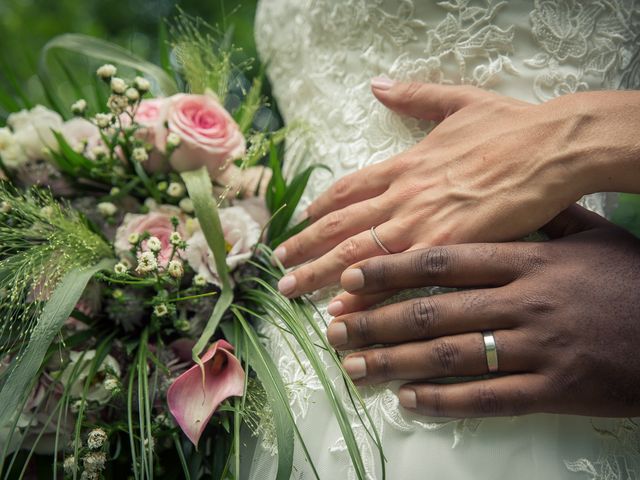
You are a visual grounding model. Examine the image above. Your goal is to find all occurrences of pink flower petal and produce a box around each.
[167,340,245,447]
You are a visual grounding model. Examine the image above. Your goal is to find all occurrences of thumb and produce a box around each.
[370,78,483,121]
[540,204,612,239]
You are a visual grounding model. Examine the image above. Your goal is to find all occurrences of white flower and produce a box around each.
[136,251,157,273]
[169,231,182,245]
[128,232,140,244]
[167,260,184,278]
[185,206,260,286]
[96,64,117,79]
[193,274,207,287]
[107,94,128,114]
[0,201,11,214]
[63,456,77,475]
[167,182,185,198]
[146,236,162,252]
[178,197,194,213]
[97,202,117,217]
[132,147,148,162]
[83,451,106,473]
[110,187,120,196]
[71,99,87,116]
[87,428,108,449]
[0,127,24,168]
[58,351,121,405]
[103,376,120,392]
[113,262,128,275]
[166,132,181,149]
[110,77,127,94]
[125,87,140,102]
[91,145,109,158]
[157,181,168,191]
[95,113,113,128]
[7,105,63,162]
[133,76,151,92]
[154,304,169,317]
[144,198,157,210]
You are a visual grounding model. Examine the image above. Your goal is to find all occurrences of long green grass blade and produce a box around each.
[0,258,115,433]
[181,167,233,360]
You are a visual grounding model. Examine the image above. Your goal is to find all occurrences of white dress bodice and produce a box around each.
[248,1,640,479]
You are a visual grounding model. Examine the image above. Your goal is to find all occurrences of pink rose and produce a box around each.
[133,98,170,172]
[114,205,188,267]
[165,93,246,179]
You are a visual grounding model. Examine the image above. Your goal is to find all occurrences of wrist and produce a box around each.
[545,91,640,196]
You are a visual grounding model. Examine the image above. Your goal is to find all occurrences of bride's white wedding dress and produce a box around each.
[248,1,640,479]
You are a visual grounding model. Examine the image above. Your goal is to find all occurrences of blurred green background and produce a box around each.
[0,0,638,236]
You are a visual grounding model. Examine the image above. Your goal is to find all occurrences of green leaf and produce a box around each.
[266,143,286,213]
[39,34,179,100]
[158,22,176,80]
[0,258,115,433]
[181,167,233,360]
[222,316,298,480]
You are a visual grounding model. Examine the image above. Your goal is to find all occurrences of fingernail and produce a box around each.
[398,388,417,409]
[327,322,348,347]
[343,356,366,380]
[371,76,395,91]
[327,300,344,317]
[341,268,364,292]
[273,246,287,263]
[278,274,296,295]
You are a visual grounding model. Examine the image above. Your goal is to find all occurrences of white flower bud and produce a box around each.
[63,456,77,475]
[167,182,185,198]
[110,77,127,94]
[96,64,117,79]
[146,236,162,252]
[144,198,157,210]
[91,145,109,159]
[87,428,108,449]
[114,262,128,275]
[154,303,169,317]
[97,202,117,217]
[179,197,194,213]
[40,205,54,217]
[193,274,207,287]
[167,260,184,278]
[169,231,182,246]
[133,76,151,92]
[125,87,140,102]
[128,232,140,244]
[107,94,128,114]
[157,181,168,191]
[110,187,120,196]
[95,113,113,128]
[1,201,11,214]
[112,289,124,300]
[71,99,87,116]
[166,132,181,149]
[132,147,148,162]
[136,251,157,274]
[83,451,106,473]
[104,376,120,392]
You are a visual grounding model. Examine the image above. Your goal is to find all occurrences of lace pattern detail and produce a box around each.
[254,0,640,478]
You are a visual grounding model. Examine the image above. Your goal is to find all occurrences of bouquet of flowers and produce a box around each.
[0,14,383,480]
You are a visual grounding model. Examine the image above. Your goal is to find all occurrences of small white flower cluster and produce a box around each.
[82,451,106,478]
[132,147,148,163]
[87,428,108,449]
[136,251,157,274]
[167,259,184,278]
[154,303,169,317]
[71,99,88,116]
[98,201,117,217]
[95,65,151,117]
[167,182,185,198]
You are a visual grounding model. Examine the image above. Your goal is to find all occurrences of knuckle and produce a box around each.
[431,340,461,375]
[520,292,555,317]
[322,210,345,237]
[339,238,361,267]
[473,386,500,416]
[413,247,452,278]
[406,298,439,337]
[332,177,351,200]
[371,350,394,379]
[352,314,373,343]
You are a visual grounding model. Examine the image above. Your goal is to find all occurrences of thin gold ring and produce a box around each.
[370,226,391,254]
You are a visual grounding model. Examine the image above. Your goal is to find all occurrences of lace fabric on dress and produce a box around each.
[250,1,640,478]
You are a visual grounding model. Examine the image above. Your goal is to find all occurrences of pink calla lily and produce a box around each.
[167,340,245,447]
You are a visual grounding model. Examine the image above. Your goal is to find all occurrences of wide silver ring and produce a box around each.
[370,226,391,254]
[482,331,499,373]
